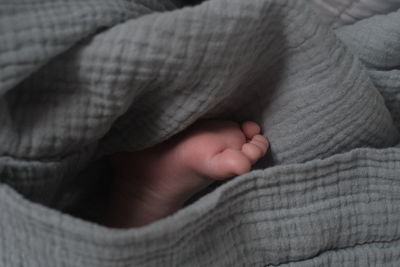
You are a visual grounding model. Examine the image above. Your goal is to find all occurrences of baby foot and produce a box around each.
[102,120,269,228]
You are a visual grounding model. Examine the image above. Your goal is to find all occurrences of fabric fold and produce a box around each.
[1,0,400,266]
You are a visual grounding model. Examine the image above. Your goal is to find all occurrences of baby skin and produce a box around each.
[103,120,269,228]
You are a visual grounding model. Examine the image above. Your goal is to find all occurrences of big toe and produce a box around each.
[241,121,261,139]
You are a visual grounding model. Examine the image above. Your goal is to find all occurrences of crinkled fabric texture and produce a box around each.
[310,0,400,27]
[1,0,400,266]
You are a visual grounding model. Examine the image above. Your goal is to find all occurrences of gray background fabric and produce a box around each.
[1,0,400,266]
[310,0,400,27]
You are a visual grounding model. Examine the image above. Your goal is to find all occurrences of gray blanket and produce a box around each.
[1,0,400,266]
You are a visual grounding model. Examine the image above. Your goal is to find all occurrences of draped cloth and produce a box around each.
[1,0,400,266]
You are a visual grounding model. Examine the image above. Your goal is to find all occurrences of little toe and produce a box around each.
[253,134,268,144]
[250,139,268,155]
[241,121,261,139]
[242,142,264,164]
[250,135,269,154]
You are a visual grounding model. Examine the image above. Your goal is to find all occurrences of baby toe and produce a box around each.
[242,142,264,164]
[253,134,268,144]
[250,141,268,155]
[250,136,269,155]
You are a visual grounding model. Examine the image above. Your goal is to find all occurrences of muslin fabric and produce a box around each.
[1,0,400,266]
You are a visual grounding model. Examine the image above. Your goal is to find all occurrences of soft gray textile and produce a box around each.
[310,0,400,27]
[1,0,400,266]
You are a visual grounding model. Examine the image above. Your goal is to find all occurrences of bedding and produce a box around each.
[1,0,400,266]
